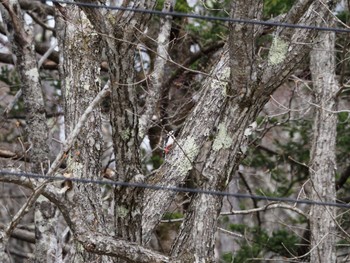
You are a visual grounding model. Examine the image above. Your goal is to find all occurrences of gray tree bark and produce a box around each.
[144,1,332,261]
[79,1,156,249]
[139,0,176,137]
[0,1,59,262]
[0,0,343,262]
[56,5,115,263]
[309,14,338,263]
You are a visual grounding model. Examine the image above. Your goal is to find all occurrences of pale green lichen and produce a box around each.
[120,128,130,141]
[138,118,146,139]
[67,159,84,177]
[268,37,288,65]
[212,66,230,97]
[117,205,129,218]
[76,243,85,252]
[172,136,199,176]
[212,123,233,151]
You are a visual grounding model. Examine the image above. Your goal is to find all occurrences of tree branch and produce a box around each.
[0,224,35,244]
[76,231,169,263]
[18,0,55,16]
[139,0,175,137]
[221,202,308,218]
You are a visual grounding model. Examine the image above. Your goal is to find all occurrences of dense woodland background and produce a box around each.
[0,0,350,262]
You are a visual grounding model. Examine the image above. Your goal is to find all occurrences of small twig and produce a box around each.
[4,183,47,238]
[238,172,262,225]
[217,227,244,239]
[220,202,308,218]
[288,156,313,172]
[27,11,55,32]
[289,233,329,260]
[38,42,58,69]
[160,218,183,223]
[3,89,22,116]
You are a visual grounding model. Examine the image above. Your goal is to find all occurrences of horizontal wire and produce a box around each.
[42,0,350,33]
[1,170,350,209]
[9,0,349,210]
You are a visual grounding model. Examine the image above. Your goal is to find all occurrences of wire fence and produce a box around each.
[43,0,350,33]
[1,170,350,209]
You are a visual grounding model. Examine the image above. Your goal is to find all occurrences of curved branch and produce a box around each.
[220,202,308,218]
[76,231,169,263]
[19,0,55,16]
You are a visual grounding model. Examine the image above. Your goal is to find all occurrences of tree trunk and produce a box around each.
[79,1,156,250]
[56,5,114,263]
[309,16,338,263]
[1,1,58,262]
[145,1,331,261]
[0,0,345,261]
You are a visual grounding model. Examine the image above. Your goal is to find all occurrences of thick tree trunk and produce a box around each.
[56,6,114,263]
[142,1,329,246]
[80,1,157,249]
[309,18,338,263]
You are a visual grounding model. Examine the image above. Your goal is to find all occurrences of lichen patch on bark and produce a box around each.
[211,66,230,97]
[117,205,129,218]
[268,37,288,65]
[212,123,233,151]
[120,128,131,141]
[171,137,199,176]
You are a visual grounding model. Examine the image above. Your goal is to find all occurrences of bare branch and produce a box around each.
[0,223,35,244]
[220,202,308,218]
[217,227,244,239]
[3,183,47,242]
[18,0,55,16]
[76,231,169,263]
[139,0,175,137]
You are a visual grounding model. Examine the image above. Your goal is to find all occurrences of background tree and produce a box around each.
[0,0,349,262]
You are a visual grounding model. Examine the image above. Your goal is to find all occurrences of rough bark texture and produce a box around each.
[1,0,49,171]
[0,0,343,261]
[56,5,111,263]
[143,2,329,261]
[309,17,338,263]
[139,0,175,137]
[79,1,156,248]
[34,196,61,263]
[1,1,58,262]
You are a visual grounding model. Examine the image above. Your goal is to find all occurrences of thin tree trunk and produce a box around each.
[139,0,176,137]
[0,1,59,262]
[309,17,338,263]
